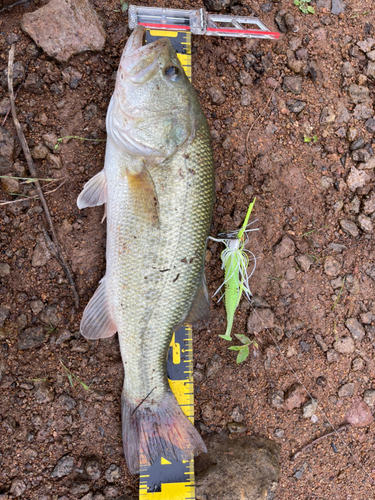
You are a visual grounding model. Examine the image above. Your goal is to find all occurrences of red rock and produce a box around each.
[283,383,308,410]
[21,0,106,63]
[345,397,374,427]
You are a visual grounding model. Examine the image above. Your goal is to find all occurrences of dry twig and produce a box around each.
[0,0,30,13]
[290,424,350,461]
[0,179,67,206]
[245,88,276,164]
[7,45,79,308]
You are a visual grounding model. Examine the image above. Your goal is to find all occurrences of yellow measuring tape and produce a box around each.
[145,29,192,81]
[139,29,195,500]
[139,325,195,499]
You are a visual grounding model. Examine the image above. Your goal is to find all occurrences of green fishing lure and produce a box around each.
[210,199,257,346]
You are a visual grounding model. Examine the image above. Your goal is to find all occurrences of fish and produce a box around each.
[76,26,215,474]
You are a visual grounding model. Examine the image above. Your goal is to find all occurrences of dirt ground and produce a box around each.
[1,0,375,498]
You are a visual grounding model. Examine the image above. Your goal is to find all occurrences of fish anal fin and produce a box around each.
[127,167,160,228]
[80,277,117,340]
[77,170,107,209]
[185,275,210,324]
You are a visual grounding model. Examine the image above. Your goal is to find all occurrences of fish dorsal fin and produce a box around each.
[80,277,117,339]
[185,275,210,324]
[127,165,160,228]
[77,170,107,209]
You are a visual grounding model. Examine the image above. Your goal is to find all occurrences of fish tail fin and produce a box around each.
[121,391,206,474]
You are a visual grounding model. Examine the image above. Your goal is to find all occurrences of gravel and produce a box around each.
[10,479,26,497]
[333,336,355,354]
[352,358,365,371]
[247,308,275,334]
[50,455,74,478]
[282,76,302,94]
[345,397,374,427]
[270,390,285,408]
[324,256,342,277]
[273,235,295,258]
[331,0,346,14]
[338,382,355,397]
[105,464,122,483]
[340,219,359,237]
[207,86,226,105]
[85,460,101,480]
[284,383,307,410]
[205,354,223,378]
[18,327,46,350]
[348,84,370,103]
[346,318,365,341]
[302,399,318,418]
[295,255,313,272]
[0,263,10,277]
[0,127,15,171]
[346,167,370,191]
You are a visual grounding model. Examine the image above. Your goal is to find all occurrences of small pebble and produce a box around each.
[270,390,285,408]
[363,389,375,407]
[273,235,295,259]
[340,219,359,237]
[295,255,313,272]
[284,383,307,410]
[302,399,318,418]
[105,463,121,483]
[345,397,374,427]
[338,382,355,397]
[352,358,364,371]
[324,256,342,277]
[50,455,74,478]
[346,318,365,341]
[327,349,340,363]
[333,336,355,354]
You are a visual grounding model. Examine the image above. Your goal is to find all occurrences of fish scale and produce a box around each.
[107,122,214,402]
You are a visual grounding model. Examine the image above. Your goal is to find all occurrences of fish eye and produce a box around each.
[164,66,180,81]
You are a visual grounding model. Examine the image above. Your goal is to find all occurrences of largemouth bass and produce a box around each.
[77,27,214,474]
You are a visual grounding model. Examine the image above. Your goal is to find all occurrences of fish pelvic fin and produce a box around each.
[127,165,160,228]
[77,169,107,209]
[122,390,206,474]
[185,274,210,324]
[80,277,117,339]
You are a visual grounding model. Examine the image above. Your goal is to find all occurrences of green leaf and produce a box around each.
[229,346,243,351]
[301,6,308,13]
[303,135,311,143]
[235,334,250,344]
[121,1,128,11]
[308,6,315,12]
[313,135,318,142]
[237,345,249,363]
[294,0,300,4]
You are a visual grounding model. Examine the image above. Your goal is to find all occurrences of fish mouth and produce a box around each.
[119,26,171,79]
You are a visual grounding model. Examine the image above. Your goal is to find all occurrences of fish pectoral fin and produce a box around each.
[185,274,210,324]
[127,166,160,228]
[77,169,107,209]
[80,277,117,339]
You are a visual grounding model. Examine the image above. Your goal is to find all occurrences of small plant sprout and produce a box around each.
[114,0,128,12]
[54,136,106,150]
[303,134,318,143]
[60,359,92,390]
[294,0,315,14]
[210,198,258,342]
[229,334,259,364]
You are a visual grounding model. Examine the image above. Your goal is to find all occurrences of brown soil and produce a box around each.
[1,0,375,499]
